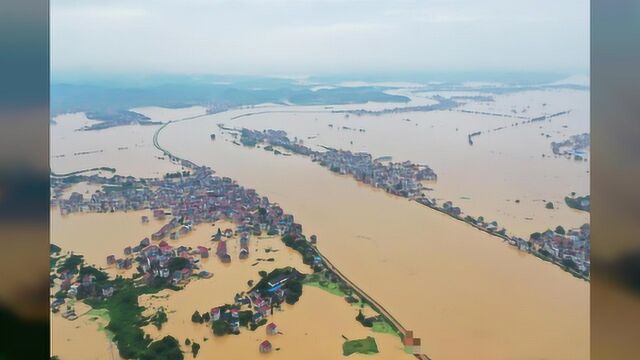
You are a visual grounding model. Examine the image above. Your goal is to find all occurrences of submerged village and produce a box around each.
[228,126,590,278]
[50,163,426,359]
[50,119,588,360]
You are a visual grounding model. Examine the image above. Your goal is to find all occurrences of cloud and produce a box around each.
[51,0,589,75]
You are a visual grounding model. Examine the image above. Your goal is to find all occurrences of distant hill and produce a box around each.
[50,77,409,122]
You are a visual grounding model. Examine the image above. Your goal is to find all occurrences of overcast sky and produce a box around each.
[51,0,589,77]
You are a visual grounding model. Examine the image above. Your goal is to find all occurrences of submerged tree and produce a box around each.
[191,310,203,324]
[192,342,201,358]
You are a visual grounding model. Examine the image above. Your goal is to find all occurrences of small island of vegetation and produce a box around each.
[342,336,379,356]
[565,194,590,212]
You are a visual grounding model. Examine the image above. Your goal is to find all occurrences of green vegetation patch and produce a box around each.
[343,336,379,356]
[139,335,183,360]
[50,243,62,254]
[281,234,317,267]
[371,320,398,336]
[151,308,168,330]
[50,257,59,270]
[303,273,346,297]
[84,275,180,359]
[56,254,84,274]
[191,342,201,358]
[212,319,231,336]
[565,195,590,212]
[87,308,110,321]
[87,308,112,334]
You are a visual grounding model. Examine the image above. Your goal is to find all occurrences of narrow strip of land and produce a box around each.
[153,114,433,359]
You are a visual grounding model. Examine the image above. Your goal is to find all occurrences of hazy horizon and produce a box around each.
[51,0,589,77]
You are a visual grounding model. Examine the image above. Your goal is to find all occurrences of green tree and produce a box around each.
[79,265,109,283]
[140,336,183,360]
[152,308,168,330]
[191,311,203,324]
[50,244,62,254]
[562,258,578,271]
[57,254,84,274]
[167,257,189,272]
[212,320,230,336]
[555,226,566,235]
[192,342,201,358]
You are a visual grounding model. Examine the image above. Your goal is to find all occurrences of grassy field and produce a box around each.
[342,336,379,356]
[371,319,398,336]
[303,273,347,297]
[87,308,114,338]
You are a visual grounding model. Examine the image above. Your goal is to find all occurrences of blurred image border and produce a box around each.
[0,0,50,359]
[591,0,640,358]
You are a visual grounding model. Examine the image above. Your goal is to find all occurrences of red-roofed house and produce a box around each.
[210,307,221,321]
[266,322,278,335]
[197,246,209,258]
[259,340,272,353]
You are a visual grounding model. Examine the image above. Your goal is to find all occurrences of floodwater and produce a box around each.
[50,112,184,178]
[216,89,590,240]
[141,285,410,360]
[50,87,589,359]
[156,90,589,360]
[138,227,410,359]
[50,301,122,360]
[50,209,407,359]
[50,210,165,278]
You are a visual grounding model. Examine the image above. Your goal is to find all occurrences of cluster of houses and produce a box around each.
[441,201,462,217]
[57,271,114,300]
[201,271,303,353]
[529,223,590,274]
[52,168,302,240]
[239,128,315,156]
[236,127,437,198]
[551,132,590,160]
[414,196,590,277]
[52,267,115,320]
[103,229,216,288]
[315,150,436,197]
[51,165,319,288]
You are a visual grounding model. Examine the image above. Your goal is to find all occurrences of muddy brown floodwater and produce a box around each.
[158,96,589,360]
[50,88,589,359]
